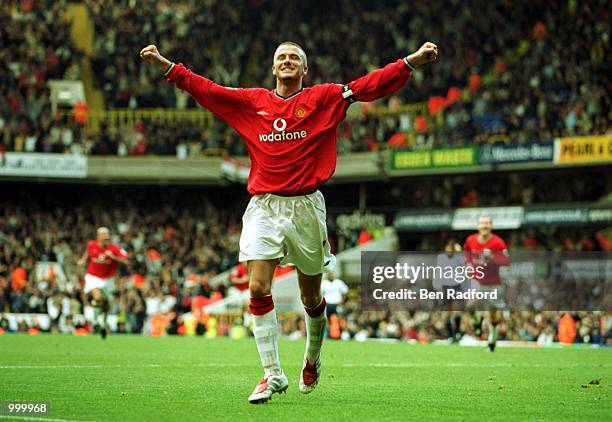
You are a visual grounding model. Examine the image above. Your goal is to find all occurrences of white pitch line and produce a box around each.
[343,362,610,368]
[0,416,83,422]
[0,362,609,370]
[0,363,247,369]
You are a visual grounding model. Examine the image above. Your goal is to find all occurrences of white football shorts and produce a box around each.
[84,273,115,298]
[239,190,336,275]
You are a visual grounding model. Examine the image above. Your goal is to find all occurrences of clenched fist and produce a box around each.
[139,45,172,72]
[406,42,439,68]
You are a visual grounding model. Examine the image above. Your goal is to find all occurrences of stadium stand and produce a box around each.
[0,0,82,154]
[1,0,608,155]
[0,1,609,345]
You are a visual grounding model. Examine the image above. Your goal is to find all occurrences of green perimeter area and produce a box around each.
[0,335,610,421]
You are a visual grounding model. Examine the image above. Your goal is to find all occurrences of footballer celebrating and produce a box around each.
[140,40,438,403]
[78,227,128,339]
[464,216,510,352]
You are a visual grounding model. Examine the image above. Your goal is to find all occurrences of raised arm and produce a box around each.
[140,44,174,73]
[139,45,249,117]
[347,42,439,103]
[77,250,88,267]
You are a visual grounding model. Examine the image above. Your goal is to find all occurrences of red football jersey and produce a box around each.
[167,60,412,195]
[86,240,128,279]
[464,234,510,286]
[230,262,249,292]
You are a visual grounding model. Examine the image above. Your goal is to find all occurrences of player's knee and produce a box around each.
[301,292,322,309]
[249,278,271,298]
[91,289,102,301]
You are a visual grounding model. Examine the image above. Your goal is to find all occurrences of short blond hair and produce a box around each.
[273,41,307,66]
[477,215,492,224]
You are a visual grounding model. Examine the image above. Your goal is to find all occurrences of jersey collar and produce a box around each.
[274,88,304,101]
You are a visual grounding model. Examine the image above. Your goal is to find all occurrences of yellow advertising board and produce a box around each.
[555,135,612,164]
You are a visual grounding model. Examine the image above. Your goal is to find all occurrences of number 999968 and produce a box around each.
[1,402,50,416]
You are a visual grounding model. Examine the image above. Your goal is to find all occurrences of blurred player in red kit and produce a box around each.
[464,215,510,352]
[229,261,249,293]
[140,40,438,403]
[78,227,128,339]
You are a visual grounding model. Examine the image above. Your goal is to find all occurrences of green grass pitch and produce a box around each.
[0,335,610,421]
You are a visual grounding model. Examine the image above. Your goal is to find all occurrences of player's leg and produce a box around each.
[453,312,462,342]
[84,274,106,336]
[239,194,288,403]
[98,281,115,339]
[297,270,326,394]
[465,280,486,340]
[87,282,103,330]
[88,287,102,318]
[247,258,288,404]
[470,310,483,338]
[249,258,282,377]
[280,191,333,394]
[87,287,107,339]
[487,309,501,352]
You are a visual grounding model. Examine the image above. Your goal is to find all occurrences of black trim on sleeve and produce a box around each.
[164,62,175,76]
[341,84,356,104]
[403,57,416,71]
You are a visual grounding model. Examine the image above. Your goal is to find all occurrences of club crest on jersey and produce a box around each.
[95,254,108,263]
[259,117,307,142]
[295,106,307,118]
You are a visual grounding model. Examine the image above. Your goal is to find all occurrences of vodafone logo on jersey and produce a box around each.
[259,117,308,142]
[273,118,287,131]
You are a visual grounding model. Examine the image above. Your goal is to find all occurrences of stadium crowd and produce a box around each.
[0,185,244,334]
[1,183,609,344]
[88,118,247,157]
[279,305,610,346]
[1,0,609,155]
[0,0,84,155]
[359,170,610,209]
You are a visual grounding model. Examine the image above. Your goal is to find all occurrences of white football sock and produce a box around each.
[488,324,499,344]
[304,305,326,363]
[252,310,282,377]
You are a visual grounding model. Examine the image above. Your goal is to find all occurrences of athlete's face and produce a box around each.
[477,217,492,236]
[97,231,110,247]
[272,46,308,81]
